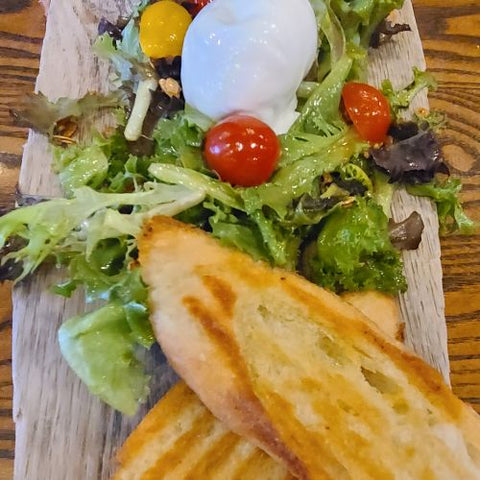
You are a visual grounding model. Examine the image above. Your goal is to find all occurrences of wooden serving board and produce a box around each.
[12,1,448,479]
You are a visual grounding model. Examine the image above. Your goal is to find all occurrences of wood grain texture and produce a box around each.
[0,0,479,479]
[0,3,46,478]
[369,0,449,379]
[413,0,480,413]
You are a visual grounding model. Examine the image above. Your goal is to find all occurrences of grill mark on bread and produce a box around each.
[247,304,399,432]
[269,384,389,478]
[116,383,199,466]
[198,272,237,318]
[141,410,216,479]
[262,390,345,480]
[242,322,396,478]
[182,295,308,479]
[280,279,463,419]
[184,431,240,477]
[182,296,245,379]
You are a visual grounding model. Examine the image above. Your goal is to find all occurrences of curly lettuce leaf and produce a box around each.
[55,130,155,194]
[279,131,345,168]
[149,163,243,210]
[414,109,447,132]
[293,2,355,133]
[206,202,271,263]
[55,252,154,345]
[319,2,347,71]
[407,178,476,235]
[358,0,405,47]
[292,54,352,135]
[329,0,404,47]
[56,243,154,340]
[0,184,204,282]
[250,210,301,269]
[182,103,214,132]
[53,144,109,197]
[306,197,407,293]
[372,170,395,216]
[321,0,404,79]
[242,129,367,218]
[94,18,155,83]
[152,113,206,170]
[210,203,300,269]
[381,67,437,119]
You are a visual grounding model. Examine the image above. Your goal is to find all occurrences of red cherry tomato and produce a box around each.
[342,82,391,144]
[188,0,212,16]
[204,115,281,187]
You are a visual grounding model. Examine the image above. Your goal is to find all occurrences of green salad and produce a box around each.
[2,0,474,414]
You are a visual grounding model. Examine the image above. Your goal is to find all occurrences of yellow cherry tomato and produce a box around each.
[139,1,192,59]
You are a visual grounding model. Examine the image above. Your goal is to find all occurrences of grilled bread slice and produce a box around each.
[340,291,402,340]
[113,290,399,480]
[113,381,294,480]
[139,217,480,480]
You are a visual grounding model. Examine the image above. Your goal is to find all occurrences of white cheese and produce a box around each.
[181,0,318,134]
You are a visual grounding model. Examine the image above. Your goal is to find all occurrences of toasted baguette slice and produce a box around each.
[114,291,398,480]
[340,291,403,341]
[113,381,294,480]
[139,217,480,480]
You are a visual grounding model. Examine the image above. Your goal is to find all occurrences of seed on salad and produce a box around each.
[159,78,182,99]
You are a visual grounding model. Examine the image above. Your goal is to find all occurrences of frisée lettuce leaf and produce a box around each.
[53,143,109,197]
[292,54,352,135]
[407,178,476,235]
[0,183,204,282]
[242,129,367,218]
[381,67,437,120]
[206,201,271,263]
[94,17,155,83]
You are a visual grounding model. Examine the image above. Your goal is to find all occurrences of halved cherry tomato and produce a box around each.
[188,0,212,16]
[204,115,281,187]
[342,82,391,144]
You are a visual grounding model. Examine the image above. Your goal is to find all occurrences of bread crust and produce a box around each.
[113,381,295,480]
[340,291,403,341]
[139,217,480,480]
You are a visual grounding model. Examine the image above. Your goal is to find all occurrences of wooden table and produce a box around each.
[0,1,479,478]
